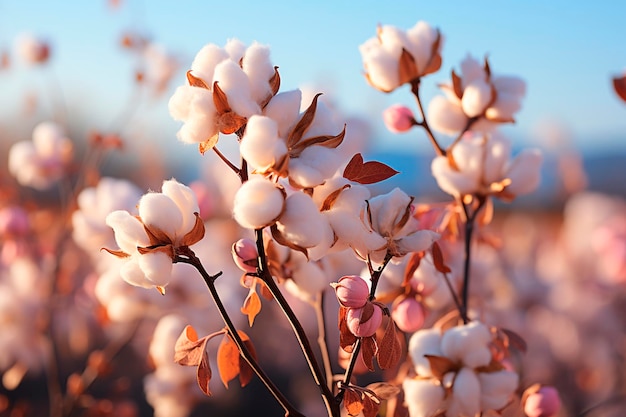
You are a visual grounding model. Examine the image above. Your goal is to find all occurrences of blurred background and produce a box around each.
[1,1,626,417]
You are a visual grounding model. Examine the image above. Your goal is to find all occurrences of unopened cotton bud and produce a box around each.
[524,385,561,417]
[232,177,285,229]
[383,104,415,133]
[331,275,370,308]
[391,296,426,332]
[346,302,383,337]
[232,238,258,273]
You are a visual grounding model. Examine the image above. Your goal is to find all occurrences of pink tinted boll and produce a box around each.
[346,302,383,337]
[232,238,259,273]
[331,275,369,308]
[524,386,561,417]
[0,206,29,237]
[383,104,416,133]
[392,296,426,333]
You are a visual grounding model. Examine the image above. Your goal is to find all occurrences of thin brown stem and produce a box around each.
[175,249,304,417]
[213,146,242,177]
[446,116,478,153]
[313,291,334,392]
[410,79,445,157]
[253,229,338,417]
[459,197,486,319]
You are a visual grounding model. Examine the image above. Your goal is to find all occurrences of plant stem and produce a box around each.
[253,229,339,417]
[313,291,334,392]
[411,79,445,157]
[459,197,485,320]
[175,250,304,417]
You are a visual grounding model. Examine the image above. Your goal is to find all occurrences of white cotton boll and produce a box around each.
[161,180,199,236]
[106,210,151,254]
[242,42,274,103]
[233,176,285,229]
[368,188,410,236]
[224,38,246,62]
[139,193,183,239]
[120,259,152,288]
[406,21,440,74]
[448,367,481,417]
[168,85,194,121]
[402,377,445,417]
[277,192,325,248]
[302,98,343,138]
[441,321,492,368]
[407,327,443,378]
[263,89,302,137]
[32,122,68,158]
[8,141,36,183]
[431,156,479,197]
[459,54,485,85]
[289,146,342,188]
[190,43,228,83]
[377,25,406,56]
[483,134,512,185]
[97,177,142,215]
[105,295,146,323]
[213,60,259,117]
[427,95,468,135]
[290,260,329,297]
[306,221,335,261]
[359,38,399,92]
[486,92,522,121]
[479,370,519,411]
[461,79,492,118]
[138,251,173,287]
[176,115,217,145]
[240,115,287,171]
[397,230,439,255]
[504,149,543,196]
[149,315,187,367]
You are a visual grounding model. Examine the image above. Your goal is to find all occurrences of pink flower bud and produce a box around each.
[524,385,561,417]
[331,275,369,308]
[383,104,416,133]
[391,296,426,333]
[231,238,258,273]
[346,302,383,337]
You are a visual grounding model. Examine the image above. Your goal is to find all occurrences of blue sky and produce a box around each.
[1,1,626,160]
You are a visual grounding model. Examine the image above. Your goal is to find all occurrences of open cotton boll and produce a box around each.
[240,115,287,171]
[149,315,187,367]
[190,43,228,83]
[242,42,274,103]
[289,260,329,298]
[483,134,512,185]
[233,176,285,229]
[162,180,200,234]
[427,95,468,135]
[276,192,326,248]
[504,149,543,196]
[32,122,68,158]
[106,210,151,254]
[139,193,184,240]
[408,327,443,378]
[168,86,217,144]
[459,55,485,86]
[461,79,492,118]
[406,21,441,75]
[263,90,302,137]
[431,143,482,196]
[402,378,445,417]
[213,60,259,117]
[479,370,519,411]
[120,259,153,288]
[224,38,246,62]
[289,146,342,188]
[440,321,492,368]
[448,367,481,417]
[138,251,173,287]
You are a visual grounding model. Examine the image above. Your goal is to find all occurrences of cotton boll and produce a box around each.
[224,38,246,61]
[483,134,512,185]
[138,251,173,287]
[427,95,468,135]
[190,43,228,83]
[396,230,439,255]
[478,370,519,411]
[359,38,399,92]
[402,377,445,417]
[120,259,153,288]
[408,327,443,378]
[504,149,543,196]
[406,21,441,75]
[492,75,526,97]
[289,146,342,188]
[461,79,492,118]
[161,180,200,235]
[149,315,187,367]
[233,176,285,229]
[441,321,492,368]
[32,122,68,158]
[139,193,183,240]
[242,42,274,103]
[240,115,287,171]
[213,60,259,118]
[106,210,151,254]
[263,89,302,137]
[277,192,326,248]
[448,367,481,417]
[290,260,329,297]
[459,55,485,85]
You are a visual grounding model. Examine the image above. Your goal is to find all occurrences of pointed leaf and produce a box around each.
[431,242,451,274]
[260,66,281,109]
[287,93,322,149]
[403,252,423,289]
[174,325,209,366]
[217,334,240,388]
[451,70,463,99]
[613,75,626,103]
[339,306,358,352]
[101,247,130,258]
[241,288,262,327]
[198,133,219,155]
[362,393,381,417]
[361,336,378,372]
[398,48,418,85]
[424,354,456,381]
[197,348,212,396]
[212,81,232,113]
[423,29,443,75]
[365,382,401,401]
[502,328,527,353]
[181,213,205,247]
[377,320,402,370]
[321,184,351,211]
[290,125,346,157]
[186,70,209,89]
[343,153,399,185]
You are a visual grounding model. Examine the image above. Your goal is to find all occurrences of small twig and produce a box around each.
[175,249,304,417]
[410,79,445,157]
[213,146,242,177]
[313,291,334,393]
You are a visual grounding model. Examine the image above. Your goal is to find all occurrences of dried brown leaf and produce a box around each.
[339,306,358,352]
[366,382,401,401]
[343,153,399,185]
[423,30,443,75]
[174,325,208,366]
[198,133,219,155]
[197,348,212,396]
[344,388,364,416]
[180,213,205,247]
[424,354,456,381]
[101,247,130,258]
[186,70,209,89]
[241,289,262,327]
[362,393,381,417]
[212,81,231,113]
[377,320,402,370]
[218,112,247,135]
[451,70,464,99]
[403,252,423,289]
[239,334,256,388]
[431,242,451,274]
[398,48,418,85]
[290,125,346,157]
[613,75,626,103]
[287,93,321,149]
[321,184,351,211]
[217,334,240,388]
[361,336,378,372]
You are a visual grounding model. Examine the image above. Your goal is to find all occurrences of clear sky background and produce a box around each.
[1,0,625,164]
